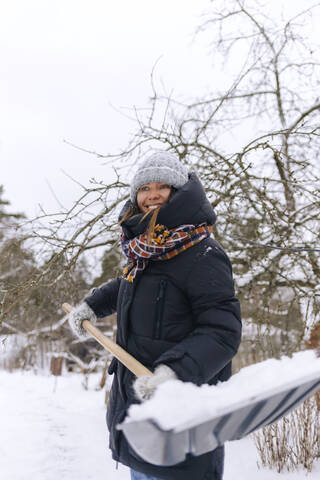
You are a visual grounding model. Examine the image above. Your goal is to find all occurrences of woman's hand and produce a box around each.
[133,364,177,401]
[68,302,97,340]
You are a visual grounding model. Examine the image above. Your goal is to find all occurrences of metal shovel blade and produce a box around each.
[118,371,320,466]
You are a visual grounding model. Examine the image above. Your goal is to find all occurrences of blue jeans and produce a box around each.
[130,469,160,480]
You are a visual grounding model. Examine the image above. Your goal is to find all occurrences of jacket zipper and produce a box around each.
[155,280,167,339]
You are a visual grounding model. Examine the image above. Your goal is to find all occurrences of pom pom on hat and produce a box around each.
[130,151,189,202]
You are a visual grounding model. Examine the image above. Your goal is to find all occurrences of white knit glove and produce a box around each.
[133,364,177,402]
[68,302,97,340]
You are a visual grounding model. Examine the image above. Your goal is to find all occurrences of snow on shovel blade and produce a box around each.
[118,353,320,466]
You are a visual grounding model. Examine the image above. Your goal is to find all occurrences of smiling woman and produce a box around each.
[67,150,242,480]
[119,152,191,242]
[137,182,172,214]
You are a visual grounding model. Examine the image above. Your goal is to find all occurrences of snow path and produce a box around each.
[0,370,318,479]
[0,371,128,480]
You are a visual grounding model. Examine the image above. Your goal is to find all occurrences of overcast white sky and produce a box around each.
[1,0,215,217]
[1,0,318,218]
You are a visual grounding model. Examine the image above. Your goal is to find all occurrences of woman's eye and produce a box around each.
[140,186,149,191]
[160,184,171,189]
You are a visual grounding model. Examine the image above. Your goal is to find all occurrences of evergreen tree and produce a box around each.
[92,243,124,287]
[0,185,24,240]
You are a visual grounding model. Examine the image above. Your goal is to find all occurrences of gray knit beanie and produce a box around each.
[130,151,189,202]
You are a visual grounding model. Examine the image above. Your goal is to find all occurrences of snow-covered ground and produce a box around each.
[0,369,318,480]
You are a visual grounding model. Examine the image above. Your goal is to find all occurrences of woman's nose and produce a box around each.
[147,189,160,199]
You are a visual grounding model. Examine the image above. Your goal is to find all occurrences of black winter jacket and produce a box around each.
[85,173,242,480]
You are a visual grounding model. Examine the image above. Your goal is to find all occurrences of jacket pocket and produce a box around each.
[154,279,167,340]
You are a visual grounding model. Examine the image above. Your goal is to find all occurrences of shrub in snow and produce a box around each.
[254,395,320,473]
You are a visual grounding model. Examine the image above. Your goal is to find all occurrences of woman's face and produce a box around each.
[137,182,172,213]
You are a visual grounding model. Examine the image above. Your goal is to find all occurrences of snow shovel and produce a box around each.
[118,354,320,466]
[118,351,320,466]
[62,303,152,377]
[63,303,320,466]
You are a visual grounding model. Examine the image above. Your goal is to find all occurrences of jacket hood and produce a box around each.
[119,172,216,239]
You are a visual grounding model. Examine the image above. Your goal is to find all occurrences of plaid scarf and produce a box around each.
[121,223,211,282]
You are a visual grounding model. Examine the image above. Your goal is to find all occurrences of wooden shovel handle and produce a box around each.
[62,302,152,377]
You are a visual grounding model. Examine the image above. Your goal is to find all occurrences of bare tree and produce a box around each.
[2,0,320,367]
[104,0,320,358]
